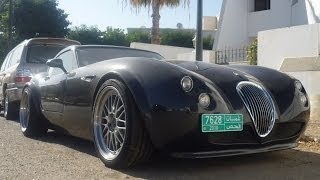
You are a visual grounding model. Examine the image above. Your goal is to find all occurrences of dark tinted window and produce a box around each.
[27,44,66,64]
[255,0,270,11]
[76,47,164,67]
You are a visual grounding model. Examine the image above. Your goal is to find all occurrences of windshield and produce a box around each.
[76,47,164,67]
[26,44,66,64]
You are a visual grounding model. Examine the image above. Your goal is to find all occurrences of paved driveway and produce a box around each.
[1,117,320,180]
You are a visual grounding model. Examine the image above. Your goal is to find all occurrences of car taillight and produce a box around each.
[15,69,32,84]
[15,76,32,83]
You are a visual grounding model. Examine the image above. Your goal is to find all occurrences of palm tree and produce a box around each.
[127,0,189,44]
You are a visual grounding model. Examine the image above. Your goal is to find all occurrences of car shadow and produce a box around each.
[121,149,320,179]
[34,131,97,158]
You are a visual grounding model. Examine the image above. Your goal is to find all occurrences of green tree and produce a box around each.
[127,30,151,44]
[0,0,70,63]
[247,38,257,65]
[101,27,129,46]
[67,25,104,45]
[0,0,70,45]
[125,0,189,44]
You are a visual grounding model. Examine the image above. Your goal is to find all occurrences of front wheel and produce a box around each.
[92,79,153,169]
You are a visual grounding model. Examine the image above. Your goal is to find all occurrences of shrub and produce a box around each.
[127,30,151,44]
[160,30,194,48]
[247,38,257,65]
[203,35,214,50]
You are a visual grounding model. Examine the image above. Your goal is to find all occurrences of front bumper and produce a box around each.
[172,142,297,158]
[147,109,309,155]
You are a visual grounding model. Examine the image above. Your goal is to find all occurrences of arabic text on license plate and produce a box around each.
[201,114,243,133]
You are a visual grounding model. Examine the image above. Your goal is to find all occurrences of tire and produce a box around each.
[19,87,47,137]
[3,90,17,120]
[92,79,153,169]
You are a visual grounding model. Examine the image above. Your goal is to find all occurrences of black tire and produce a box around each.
[19,87,47,137]
[3,90,17,120]
[92,79,153,169]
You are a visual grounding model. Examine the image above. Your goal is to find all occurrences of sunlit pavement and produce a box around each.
[0,116,320,180]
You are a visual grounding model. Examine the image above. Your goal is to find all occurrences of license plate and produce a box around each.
[201,114,243,133]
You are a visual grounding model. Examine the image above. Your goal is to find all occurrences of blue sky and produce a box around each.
[57,0,222,30]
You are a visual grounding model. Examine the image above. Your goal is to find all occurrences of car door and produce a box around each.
[41,50,74,127]
[62,61,95,139]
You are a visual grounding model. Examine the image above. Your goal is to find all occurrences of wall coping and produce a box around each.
[280,56,320,72]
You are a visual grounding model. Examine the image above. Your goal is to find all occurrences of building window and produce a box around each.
[254,0,270,11]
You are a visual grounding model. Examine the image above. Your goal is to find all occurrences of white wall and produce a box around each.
[248,0,292,37]
[130,42,194,59]
[258,24,320,70]
[177,51,215,63]
[213,0,249,50]
[306,0,320,24]
[215,0,320,50]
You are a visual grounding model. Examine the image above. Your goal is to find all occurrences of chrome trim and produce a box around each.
[236,81,276,138]
[180,76,193,92]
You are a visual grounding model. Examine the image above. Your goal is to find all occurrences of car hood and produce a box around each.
[166,60,295,114]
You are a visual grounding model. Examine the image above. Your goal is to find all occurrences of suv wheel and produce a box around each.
[3,90,16,120]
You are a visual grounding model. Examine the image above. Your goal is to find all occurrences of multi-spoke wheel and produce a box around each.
[3,90,16,120]
[93,79,153,169]
[19,87,47,137]
[94,86,126,160]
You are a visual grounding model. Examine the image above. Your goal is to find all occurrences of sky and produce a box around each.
[57,0,223,30]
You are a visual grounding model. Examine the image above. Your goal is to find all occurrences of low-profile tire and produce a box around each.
[19,87,47,137]
[92,79,153,169]
[3,90,17,120]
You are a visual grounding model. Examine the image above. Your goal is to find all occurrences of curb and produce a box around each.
[299,135,320,143]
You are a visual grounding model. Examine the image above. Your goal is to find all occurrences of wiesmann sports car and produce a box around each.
[19,45,310,169]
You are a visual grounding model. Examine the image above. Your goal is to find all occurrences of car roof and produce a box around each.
[23,38,80,46]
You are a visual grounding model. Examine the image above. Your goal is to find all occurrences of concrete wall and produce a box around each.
[247,0,292,37]
[213,0,249,50]
[214,0,320,50]
[258,24,320,70]
[177,51,215,63]
[130,42,215,63]
[130,42,194,60]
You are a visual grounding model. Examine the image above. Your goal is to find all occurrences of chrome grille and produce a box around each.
[236,81,276,137]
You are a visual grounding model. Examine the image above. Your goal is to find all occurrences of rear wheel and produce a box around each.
[19,87,47,137]
[3,90,16,120]
[92,79,153,169]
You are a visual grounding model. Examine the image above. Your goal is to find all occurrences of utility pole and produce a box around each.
[196,0,203,61]
[8,0,13,49]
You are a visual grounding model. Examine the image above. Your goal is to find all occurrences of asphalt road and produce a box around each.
[1,117,320,180]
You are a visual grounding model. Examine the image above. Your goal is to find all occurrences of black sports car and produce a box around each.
[19,45,310,169]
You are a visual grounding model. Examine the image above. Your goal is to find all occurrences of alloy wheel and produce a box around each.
[4,94,8,118]
[20,89,30,131]
[93,86,127,161]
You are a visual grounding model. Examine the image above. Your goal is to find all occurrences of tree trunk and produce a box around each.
[151,0,160,44]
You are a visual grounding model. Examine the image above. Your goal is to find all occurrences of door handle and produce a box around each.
[81,75,96,82]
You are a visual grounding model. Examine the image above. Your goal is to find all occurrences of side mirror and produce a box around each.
[46,58,67,74]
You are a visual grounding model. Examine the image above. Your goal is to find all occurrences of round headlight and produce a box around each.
[300,93,308,106]
[199,93,211,108]
[295,81,303,91]
[181,76,193,92]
